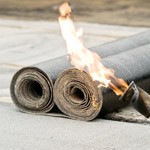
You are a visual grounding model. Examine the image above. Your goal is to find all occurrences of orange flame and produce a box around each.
[58,2,128,95]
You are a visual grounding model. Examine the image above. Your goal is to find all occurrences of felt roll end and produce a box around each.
[53,68,103,121]
[10,67,54,113]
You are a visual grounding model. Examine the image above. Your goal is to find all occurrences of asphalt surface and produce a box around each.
[0,19,150,149]
[0,102,150,150]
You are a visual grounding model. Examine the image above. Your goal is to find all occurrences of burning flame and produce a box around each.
[58,1,128,95]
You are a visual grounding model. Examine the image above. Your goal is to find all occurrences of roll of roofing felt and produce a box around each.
[10,31,150,114]
[53,44,150,121]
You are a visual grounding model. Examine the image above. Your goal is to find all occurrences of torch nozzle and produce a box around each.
[120,81,150,118]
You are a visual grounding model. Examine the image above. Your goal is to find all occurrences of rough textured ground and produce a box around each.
[0,102,150,150]
[0,19,150,149]
[0,0,149,27]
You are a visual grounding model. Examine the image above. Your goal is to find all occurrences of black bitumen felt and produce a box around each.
[10,31,150,115]
[100,44,150,114]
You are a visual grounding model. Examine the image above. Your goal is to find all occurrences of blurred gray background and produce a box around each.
[0,0,149,27]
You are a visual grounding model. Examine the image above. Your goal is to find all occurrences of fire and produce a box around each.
[58,1,128,95]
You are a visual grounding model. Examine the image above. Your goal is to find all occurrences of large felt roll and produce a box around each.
[53,44,150,121]
[10,31,150,113]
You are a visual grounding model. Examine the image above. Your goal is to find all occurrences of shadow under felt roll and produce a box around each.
[53,44,150,121]
[10,31,150,114]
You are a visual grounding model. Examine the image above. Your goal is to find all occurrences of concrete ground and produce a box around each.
[0,102,150,150]
[0,19,150,149]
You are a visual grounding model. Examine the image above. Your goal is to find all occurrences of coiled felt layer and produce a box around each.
[54,69,102,121]
[10,67,54,113]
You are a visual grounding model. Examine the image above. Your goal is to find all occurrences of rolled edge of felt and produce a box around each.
[53,68,103,121]
[10,67,54,113]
